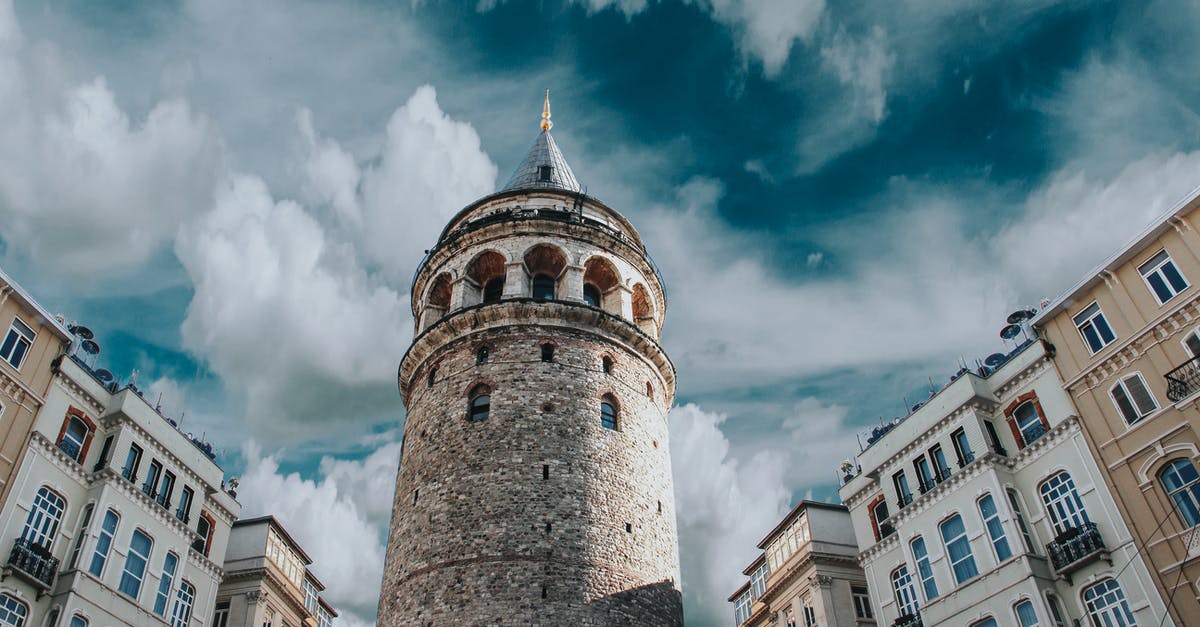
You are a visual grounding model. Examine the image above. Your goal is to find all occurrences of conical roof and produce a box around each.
[501,130,581,193]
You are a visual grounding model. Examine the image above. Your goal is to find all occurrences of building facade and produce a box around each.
[1033,184,1200,625]
[378,96,683,624]
[215,516,337,627]
[0,347,239,626]
[838,340,1167,626]
[0,268,72,510]
[729,501,875,627]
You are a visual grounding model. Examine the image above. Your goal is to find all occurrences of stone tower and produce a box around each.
[378,94,683,625]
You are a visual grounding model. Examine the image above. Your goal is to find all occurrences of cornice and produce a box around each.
[1068,296,1200,392]
[0,364,45,412]
[52,369,104,413]
[224,566,312,619]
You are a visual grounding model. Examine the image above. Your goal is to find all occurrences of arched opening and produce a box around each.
[583,256,621,312]
[632,283,656,336]
[600,395,619,431]
[541,344,555,362]
[466,250,507,305]
[523,244,567,300]
[468,385,491,422]
[602,356,613,374]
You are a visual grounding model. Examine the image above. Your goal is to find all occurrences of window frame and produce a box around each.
[1006,488,1038,555]
[0,316,35,371]
[583,283,602,307]
[939,513,979,585]
[1039,471,1091,535]
[893,470,913,507]
[951,428,974,467]
[68,503,95,569]
[1013,598,1040,627]
[1082,578,1136,627]
[1138,249,1189,305]
[88,509,120,577]
[467,385,491,423]
[1159,458,1200,527]
[978,493,1013,563]
[153,551,179,616]
[890,565,920,618]
[851,585,873,620]
[1072,302,1117,354]
[119,528,154,600]
[169,581,195,627]
[21,486,66,550]
[0,594,28,627]
[531,273,556,300]
[122,444,143,482]
[1109,372,1158,425]
[600,398,619,431]
[910,535,939,601]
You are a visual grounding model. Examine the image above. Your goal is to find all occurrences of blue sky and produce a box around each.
[3,0,1200,624]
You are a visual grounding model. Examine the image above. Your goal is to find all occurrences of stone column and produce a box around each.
[563,264,585,302]
[452,277,473,309]
[814,574,838,626]
[503,262,527,298]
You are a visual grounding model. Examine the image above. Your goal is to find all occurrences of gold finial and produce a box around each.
[540,89,553,132]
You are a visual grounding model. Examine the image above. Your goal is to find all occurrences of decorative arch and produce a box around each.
[1003,392,1049,450]
[632,283,656,336]
[524,244,568,301]
[1137,443,1200,484]
[426,273,452,310]
[465,250,508,305]
[583,256,621,313]
[600,393,620,431]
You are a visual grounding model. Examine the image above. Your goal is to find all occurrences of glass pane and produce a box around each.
[1164,262,1188,291]
[1148,273,1173,302]
[1112,385,1138,424]
[1095,314,1116,343]
[1125,376,1157,415]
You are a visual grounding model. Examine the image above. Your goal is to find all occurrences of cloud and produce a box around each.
[670,403,790,627]
[175,174,410,443]
[0,0,222,279]
[820,26,894,125]
[238,441,398,626]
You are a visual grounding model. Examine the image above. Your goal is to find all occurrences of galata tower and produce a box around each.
[378,92,683,625]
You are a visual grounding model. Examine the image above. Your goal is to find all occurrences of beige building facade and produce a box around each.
[729,501,875,627]
[0,268,71,510]
[215,517,336,627]
[1033,183,1200,624]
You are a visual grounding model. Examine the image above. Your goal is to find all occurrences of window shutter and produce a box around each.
[1124,375,1157,416]
[1111,385,1139,424]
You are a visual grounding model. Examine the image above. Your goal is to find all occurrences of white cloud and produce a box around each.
[175,174,411,442]
[238,441,396,626]
[820,26,894,125]
[670,403,790,627]
[805,252,823,268]
[0,0,222,279]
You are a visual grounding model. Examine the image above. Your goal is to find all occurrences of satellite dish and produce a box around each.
[1006,309,1037,324]
[80,340,100,355]
[1000,324,1023,340]
[94,369,114,383]
[984,353,1007,367]
[67,324,94,340]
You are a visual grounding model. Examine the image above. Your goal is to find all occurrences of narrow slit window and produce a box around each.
[541,344,554,362]
[468,386,491,423]
[600,400,618,430]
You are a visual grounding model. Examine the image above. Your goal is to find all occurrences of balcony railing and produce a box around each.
[892,613,923,627]
[957,451,975,468]
[1167,355,1200,402]
[6,537,59,590]
[1046,523,1107,579]
[898,492,914,508]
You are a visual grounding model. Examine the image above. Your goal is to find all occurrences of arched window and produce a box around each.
[532,274,556,300]
[602,356,613,374]
[0,595,28,627]
[977,493,1012,562]
[483,277,504,303]
[583,284,601,307]
[1082,579,1135,627]
[44,609,58,627]
[541,344,554,362]
[1159,458,1200,527]
[194,513,213,556]
[119,528,153,598]
[1013,600,1038,627]
[67,616,86,627]
[1012,401,1046,447]
[1039,472,1090,535]
[468,386,491,422]
[891,565,919,618]
[154,552,179,616]
[88,509,119,576]
[476,346,489,366]
[939,514,978,584]
[59,415,89,461]
[21,486,65,550]
[910,536,938,601]
[600,399,619,430]
[68,503,95,569]
[169,581,195,627]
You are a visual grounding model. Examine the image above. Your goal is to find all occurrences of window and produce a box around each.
[427,367,437,387]
[143,460,162,499]
[929,444,951,482]
[733,592,752,625]
[910,536,938,601]
[318,608,333,627]
[69,503,95,569]
[58,415,89,462]
[1014,599,1040,627]
[119,529,153,598]
[952,428,974,466]
[154,552,179,616]
[851,586,872,619]
[538,165,552,182]
[971,619,998,627]
[169,581,195,627]
[891,565,919,617]
[749,562,768,599]
[468,386,491,422]
[984,420,1007,456]
[1013,400,1048,447]
[893,471,913,507]
[122,444,142,482]
[1006,488,1038,554]
[157,471,175,509]
[802,602,816,627]
[541,343,554,362]
[872,499,890,538]
[939,514,979,584]
[1082,579,1136,627]
[600,399,618,430]
[602,356,613,374]
[212,602,230,627]
[95,435,114,470]
[21,486,65,549]
[177,486,194,523]
[476,346,489,365]
[1139,249,1188,304]
[583,284,601,307]
[482,277,504,303]
[978,494,1013,562]
[0,317,35,370]
[532,274,556,300]
[1159,459,1200,527]
[0,595,27,627]
[1045,592,1067,627]
[1040,472,1090,535]
[303,579,319,613]
[1073,302,1116,354]
[68,617,86,627]
[195,513,213,556]
[45,609,58,627]
[88,509,119,576]
[914,456,934,493]
[1111,373,1157,425]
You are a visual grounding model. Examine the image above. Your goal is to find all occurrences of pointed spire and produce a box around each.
[501,90,581,193]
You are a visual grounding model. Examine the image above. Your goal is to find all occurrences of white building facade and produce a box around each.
[838,340,1168,627]
[0,353,239,627]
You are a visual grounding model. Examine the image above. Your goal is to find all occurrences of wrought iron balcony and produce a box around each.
[6,537,58,590]
[1167,355,1200,402]
[898,492,914,508]
[933,467,952,483]
[1046,523,1107,579]
[892,613,923,627]
[957,451,975,468]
